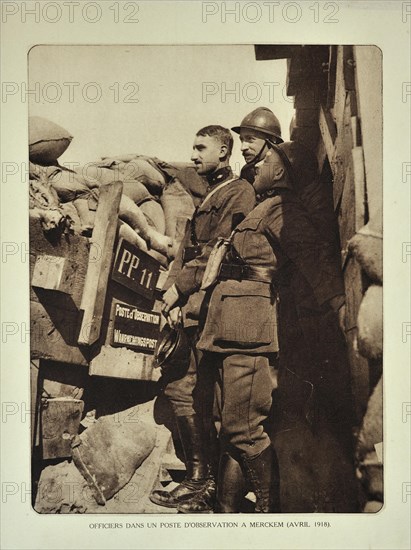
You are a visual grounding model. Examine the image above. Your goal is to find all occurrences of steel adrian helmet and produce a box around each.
[232,107,283,144]
[154,324,191,371]
[253,141,318,196]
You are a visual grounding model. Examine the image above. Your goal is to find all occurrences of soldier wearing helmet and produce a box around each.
[231,107,283,184]
[197,141,350,513]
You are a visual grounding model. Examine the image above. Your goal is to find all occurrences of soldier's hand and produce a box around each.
[167,307,182,328]
[162,284,180,315]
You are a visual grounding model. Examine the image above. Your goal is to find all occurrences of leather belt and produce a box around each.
[218,263,274,284]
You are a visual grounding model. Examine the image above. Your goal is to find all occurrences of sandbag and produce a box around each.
[76,163,118,188]
[71,409,156,504]
[348,224,383,284]
[29,116,73,166]
[29,172,69,232]
[122,180,152,206]
[46,166,99,235]
[139,199,166,234]
[121,158,166,195]
[49,167,95,202]
[357,285,383,360]
[160,177,195,241]
[355,376,383,507]
[148,159,207,204]
[118,221,148,252]
[119,194,173,258]
[356,376,383,458]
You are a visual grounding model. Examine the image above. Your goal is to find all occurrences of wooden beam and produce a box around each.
[319,105,337,163]
[343,257,370,422]
[89,345,160,381]
[294,81,321,109]
[316,136,328,175]
[41,398,84,460]
[332,47,346,136]
[354,46,383,227]
[294,108,319,128]
[31,255,76,294]
[31,301,89,366]
[289,126,320,152]
[78,181,123,345]
[343,46,356,91]
[254,45,301,61]
[352,147,367,231]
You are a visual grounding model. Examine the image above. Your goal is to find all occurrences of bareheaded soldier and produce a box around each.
[149,125,255,513]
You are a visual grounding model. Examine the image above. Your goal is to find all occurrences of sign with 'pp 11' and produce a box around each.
[112,239,160,301]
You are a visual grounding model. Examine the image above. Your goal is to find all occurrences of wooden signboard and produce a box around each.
[111,302,161,354]
[111,238,160,301]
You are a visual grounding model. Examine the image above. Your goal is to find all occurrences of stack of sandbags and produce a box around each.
[348,212,383,512]
[28,118,206,264]
[355,377,383,512]
[348,214,383,362]
[93,154,207,256]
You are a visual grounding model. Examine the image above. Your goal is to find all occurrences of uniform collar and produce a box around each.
[206,166,233,187]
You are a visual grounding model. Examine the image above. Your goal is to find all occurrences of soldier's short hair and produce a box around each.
[196,125,233,157]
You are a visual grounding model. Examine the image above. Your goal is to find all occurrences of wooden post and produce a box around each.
[78,181,123,346]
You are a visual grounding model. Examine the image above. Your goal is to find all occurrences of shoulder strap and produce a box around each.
[197,176,238,212]
[191,177,238,245]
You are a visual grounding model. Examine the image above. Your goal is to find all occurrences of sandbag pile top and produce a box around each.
[28,117,208,266]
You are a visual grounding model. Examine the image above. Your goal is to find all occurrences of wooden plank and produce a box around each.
[331,93,355,210]
[30,219,90,308]
[354,46,383,226]
[338,163,356,256]
[89,345,160,381]
[41,398,84,459]
[287,56,314,96]
[316,136,328,175]
[31,255,76,294]
[254,45,301,61]
[294,81,321,109]
[294,108,319,128]
[41,360,88,399]
[326,46,338,109]
[343,257,369,422]
[333,46,347,136]
[289,126,320,151]
[31,301,89,366]
[31,359,41,448]
[79,181,123,345]
[319,105,337,163]
[351,147,367,231]
[343,46,356,91]
[351,116,361,147]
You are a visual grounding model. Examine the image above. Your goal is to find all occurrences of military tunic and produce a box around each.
[197,186,345,456]
[162,167,256,417]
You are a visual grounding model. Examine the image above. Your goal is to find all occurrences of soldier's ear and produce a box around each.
[272,165,285,181]
[219,144,228,160]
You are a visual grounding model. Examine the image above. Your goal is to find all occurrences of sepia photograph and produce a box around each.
[28,44,382,516]
[1,2,410,549]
